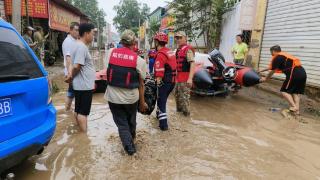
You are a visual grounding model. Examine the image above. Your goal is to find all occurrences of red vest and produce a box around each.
[176,44,195,82]
[107,47,140,89]
[155,47,177,83]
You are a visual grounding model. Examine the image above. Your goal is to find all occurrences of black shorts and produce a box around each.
[74,90,93,116]
[281,66,307,94]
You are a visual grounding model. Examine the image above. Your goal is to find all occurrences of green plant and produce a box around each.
[51,82,59,94]
[148,19,161,46]
[169,0,226,50]
[113,0,150,33]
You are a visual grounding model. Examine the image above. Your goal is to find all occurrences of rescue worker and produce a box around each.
[104,30,148,155]
[153,32,177,131]
[260,45,307,115]
[175,31,196,116]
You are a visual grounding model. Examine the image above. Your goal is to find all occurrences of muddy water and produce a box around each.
[6,86,320,179]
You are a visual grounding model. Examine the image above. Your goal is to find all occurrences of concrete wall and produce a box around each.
[247,0,268,69]
[219,3,242,62]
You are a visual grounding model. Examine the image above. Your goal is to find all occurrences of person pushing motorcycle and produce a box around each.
[260,45,307,115]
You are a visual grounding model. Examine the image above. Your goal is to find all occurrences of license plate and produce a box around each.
[0,98,13,118]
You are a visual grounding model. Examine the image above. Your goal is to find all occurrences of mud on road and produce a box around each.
[5,70,320,180]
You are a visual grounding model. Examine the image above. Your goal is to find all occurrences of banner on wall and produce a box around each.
[168,31,175,49]
[160,16,175,30]
[5,0,48,18]
[139,25,145,40]
[49,1,80,32]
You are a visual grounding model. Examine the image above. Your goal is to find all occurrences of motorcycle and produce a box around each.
[139,49,261,115]
[43,49,56,66]
[192,49,261,96]
[95,49,261,115]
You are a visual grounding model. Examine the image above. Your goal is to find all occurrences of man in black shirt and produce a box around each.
[260,45,307,115]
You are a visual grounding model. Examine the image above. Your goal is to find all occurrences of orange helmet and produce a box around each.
[154,32,168,43]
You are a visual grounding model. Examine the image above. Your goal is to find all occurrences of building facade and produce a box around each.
[3,0,88,58]
[149,7,165,24]
[258,0,320,87]
[219,0,258,62]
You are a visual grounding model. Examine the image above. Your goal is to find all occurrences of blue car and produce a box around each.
[0,19,56,173]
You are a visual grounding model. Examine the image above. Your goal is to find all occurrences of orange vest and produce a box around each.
[269,52,301,74]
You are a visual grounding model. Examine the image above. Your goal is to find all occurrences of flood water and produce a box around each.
[4,77,320,180]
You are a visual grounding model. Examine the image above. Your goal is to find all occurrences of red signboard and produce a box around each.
[160,16,175,30]
[5,0,48,18]
[49,1,80,32]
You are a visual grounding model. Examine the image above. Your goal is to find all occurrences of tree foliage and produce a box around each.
[67,0,106,30]
[113,0,150,34]
[148,19,161,46]
[170,0,225,50]
[169,0,194,38]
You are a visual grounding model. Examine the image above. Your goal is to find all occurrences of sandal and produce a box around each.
[289,107,300,116]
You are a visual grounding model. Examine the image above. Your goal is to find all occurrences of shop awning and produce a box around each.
[48,0,88,32]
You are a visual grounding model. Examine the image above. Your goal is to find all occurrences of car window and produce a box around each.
[0,27,43,82]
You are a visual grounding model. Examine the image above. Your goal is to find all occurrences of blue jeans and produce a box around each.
[67,84,74,98]
[149,58,155,73]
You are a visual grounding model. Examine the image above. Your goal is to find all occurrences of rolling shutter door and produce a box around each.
[259,0,320,87]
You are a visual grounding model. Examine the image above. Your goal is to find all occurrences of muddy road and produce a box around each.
[5,70,320,180]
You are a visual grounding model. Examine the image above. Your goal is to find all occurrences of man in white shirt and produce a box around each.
[62,22,79,111]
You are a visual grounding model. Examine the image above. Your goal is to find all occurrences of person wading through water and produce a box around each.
[153,32,177,131]
[63,22,79,112]
[175,31,196,117]
[66,23,96,132]
[104,30,148,155]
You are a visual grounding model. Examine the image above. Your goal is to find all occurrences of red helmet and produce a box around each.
[154,32,168,43]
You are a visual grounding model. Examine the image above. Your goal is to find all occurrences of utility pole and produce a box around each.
[12,0,21,33]
[138,18,140,49]
[97,20,100,49]
[25,0,29,26]
[145,20,149,50]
